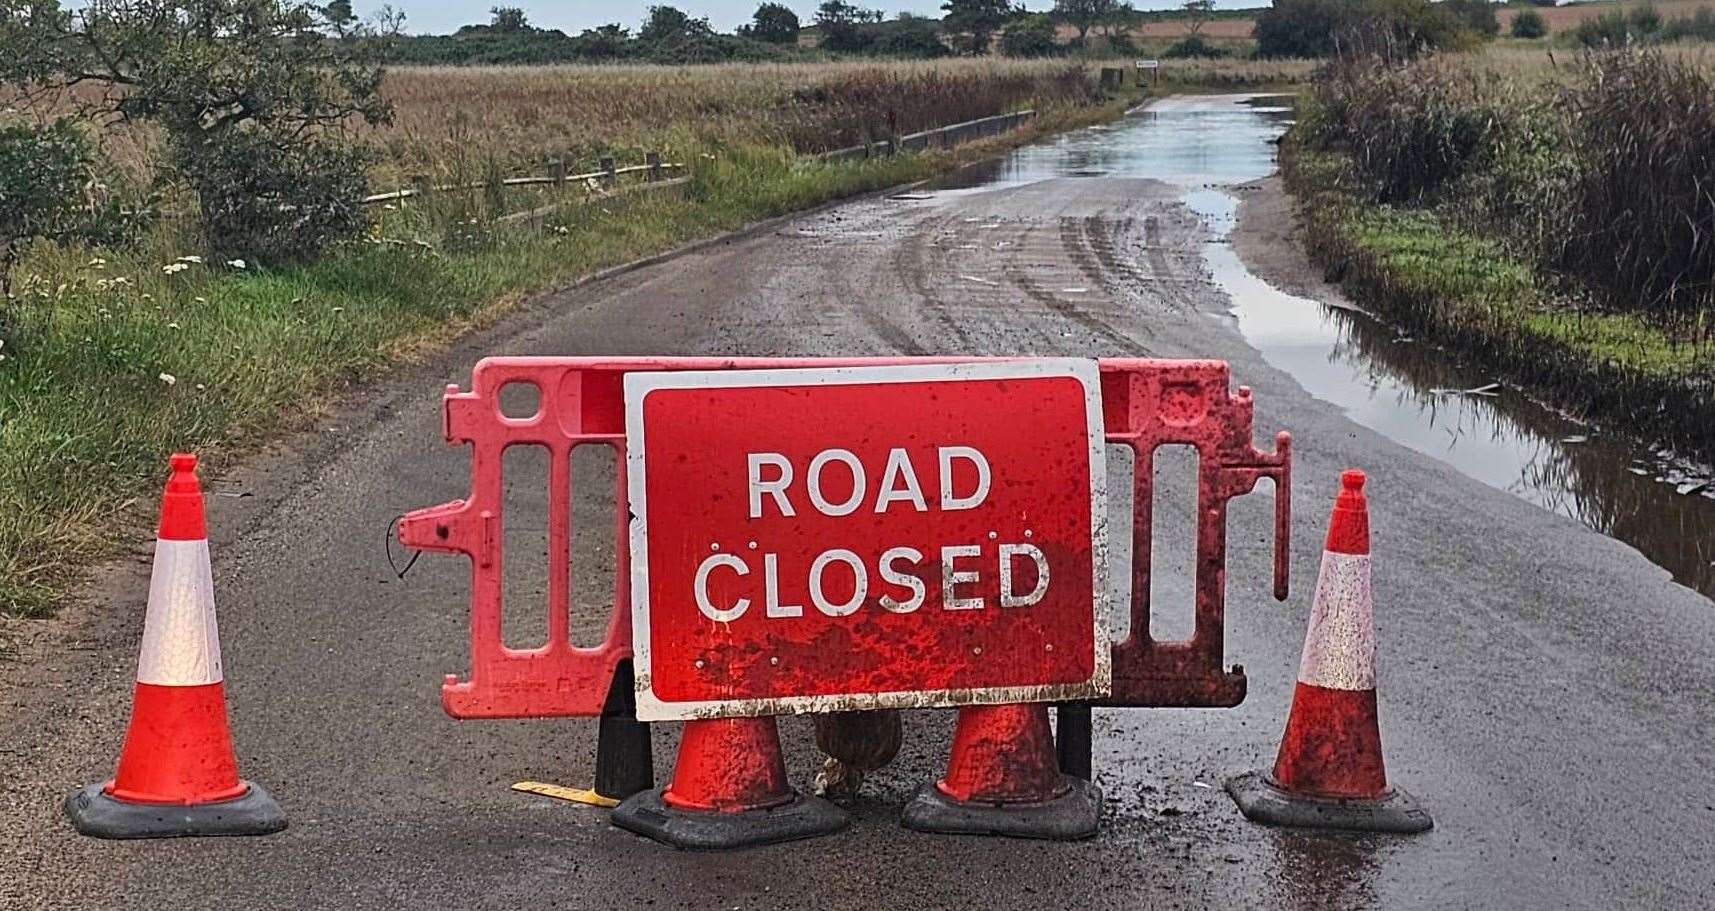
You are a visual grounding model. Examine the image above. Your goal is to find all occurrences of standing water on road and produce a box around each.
[931,94,1715,599]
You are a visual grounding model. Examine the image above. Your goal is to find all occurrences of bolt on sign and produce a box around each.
[624,361,1112,721]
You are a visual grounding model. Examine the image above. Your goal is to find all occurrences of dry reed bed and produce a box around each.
[1291,46,1715,457]
[374,58,1106,178]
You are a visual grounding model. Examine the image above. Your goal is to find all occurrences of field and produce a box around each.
[1498,0,1715,32]
[371,59,1112,180]
[1109,0,1715,42]
[2,57,1214,629]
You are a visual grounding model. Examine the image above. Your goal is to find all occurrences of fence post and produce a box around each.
[549,158,567,187]
[600,155,617,188]
[646,151,662,182]
[409,173,430,206]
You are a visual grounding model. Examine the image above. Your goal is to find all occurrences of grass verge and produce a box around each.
[1284,140,1715,463]
[0,90,1142,633]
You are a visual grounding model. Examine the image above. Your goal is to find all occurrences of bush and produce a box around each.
[1571,11,1639,47]
[1511,9,1547,39]
[1164,34,1227,58]
[1000,14,1062,57]
[173,128,371,265]
[1256,0,1472,59]
[1661,7,1715,41]
[0,121,90,289]
[1254,0,1351,58]
[1445,0,1499,37]
[0,120,139,295]
[870,17,951,57]
[1629,5,1664,35]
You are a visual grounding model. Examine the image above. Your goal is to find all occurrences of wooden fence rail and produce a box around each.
[362,153,684,206]
[816,110,1037,164]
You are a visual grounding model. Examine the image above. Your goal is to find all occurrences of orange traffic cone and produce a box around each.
[611,717,846,849]
[1227,470,1430,833]
[65,454,286,839]
[901,703,1101,840]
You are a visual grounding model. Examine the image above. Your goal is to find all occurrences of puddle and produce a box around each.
[940,93,1715,599]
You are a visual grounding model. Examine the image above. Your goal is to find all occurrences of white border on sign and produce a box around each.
[623,360,1112,723]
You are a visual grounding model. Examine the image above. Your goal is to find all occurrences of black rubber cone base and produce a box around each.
[65,782,288,839]
[1226,770,1432,834]
[900,777,1102,840]
[611,788,848,850]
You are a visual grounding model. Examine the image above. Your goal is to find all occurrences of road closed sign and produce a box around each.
[624,360,1111,721]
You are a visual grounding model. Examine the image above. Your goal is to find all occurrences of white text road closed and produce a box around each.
[624,360,1111,721]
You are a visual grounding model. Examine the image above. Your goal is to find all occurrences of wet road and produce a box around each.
[3,95,1713,909]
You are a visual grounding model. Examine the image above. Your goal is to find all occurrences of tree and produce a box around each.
[1,0,392,264]
[639,5,712,44]
[816,0,882,52]
[489,5,529,32]
[745,2,801,44]
[324,0,356,36]
[1098,0,1136,47]
[1000,13,1060,56]
[1183,0,1214,38]
[1052,0,1114,43]
[942,0,1015,54]
[1510,9,1546,38]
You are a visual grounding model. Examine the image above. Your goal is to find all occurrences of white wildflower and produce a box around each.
[167,322,180,330]
[226,259,246,269]
[159,373,176,386]
[163,262,189,275]
[88,258,107,268]
[177,255,203,265]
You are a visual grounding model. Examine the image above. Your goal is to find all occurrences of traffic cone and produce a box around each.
[64,454,286,839]
[901,704,1101,840]
[1227,470,1431,833]
[611,716,847,849]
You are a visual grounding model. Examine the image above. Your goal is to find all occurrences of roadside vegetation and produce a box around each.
[1285,45,1715,462]
[0,0,1195,628]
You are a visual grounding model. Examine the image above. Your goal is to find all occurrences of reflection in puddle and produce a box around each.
[940,94,1715,599]
[1269,832,1383,910]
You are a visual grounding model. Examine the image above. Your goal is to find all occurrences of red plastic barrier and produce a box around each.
[1098,359,1292,708]
[397,357,1290,719]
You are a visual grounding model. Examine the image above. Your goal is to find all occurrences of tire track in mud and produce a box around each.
[892,213,979,351]
[993,216,1152,354]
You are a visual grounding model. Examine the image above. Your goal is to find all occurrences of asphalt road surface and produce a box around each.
[3,96,1712,909]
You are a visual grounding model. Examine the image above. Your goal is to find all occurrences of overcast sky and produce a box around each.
[351,1,1251,36]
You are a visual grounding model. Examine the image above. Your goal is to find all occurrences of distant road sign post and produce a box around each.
[1137,58,1160,86]
[625,361,1111,722]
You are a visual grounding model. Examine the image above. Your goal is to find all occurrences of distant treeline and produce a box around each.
[377,1,1154,67]
[380,5,816,65]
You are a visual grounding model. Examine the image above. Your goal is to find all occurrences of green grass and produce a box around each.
[1315,159,1703,381]
[1287,142,1715,452]
[0,94,1139,629]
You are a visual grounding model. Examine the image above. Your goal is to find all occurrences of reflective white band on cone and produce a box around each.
[136,538,224,686]
[1296,551,1375,691]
